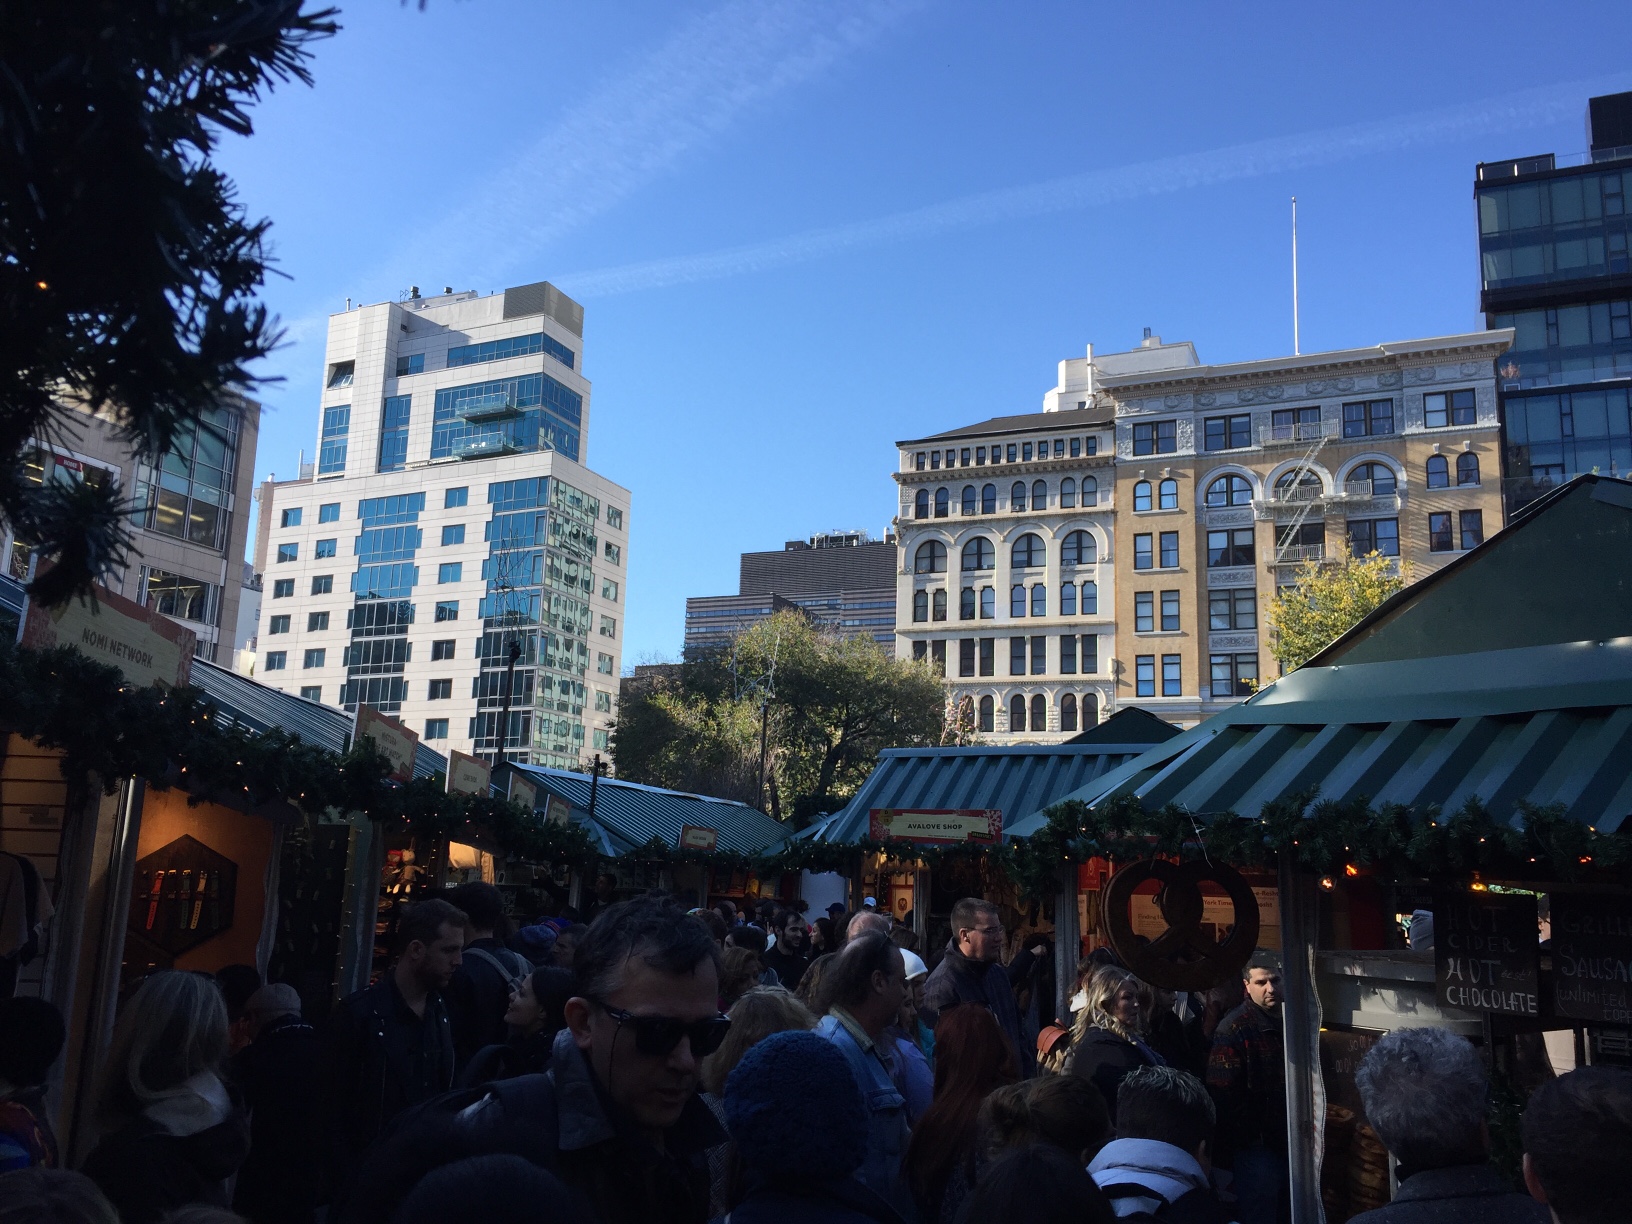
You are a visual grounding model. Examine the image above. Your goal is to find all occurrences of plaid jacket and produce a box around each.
[1205,1000,1286,1164]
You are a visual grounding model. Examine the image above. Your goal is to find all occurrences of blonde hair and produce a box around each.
[98,971,228,1125]
[700,986,816,1096]
[1070,965,1143,1045]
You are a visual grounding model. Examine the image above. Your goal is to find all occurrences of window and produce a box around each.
[1271,406,1323,442]
[1207,529,1255,568]
[1136,655,1155,697]
[318,404,350,475]
[961,486,976,515]
[959,639,976,677]
[441,524,466,546]
[960,587,976,619]
[1010,636,1027,676]
[1347,462,1397,496]
[315,538,337,558]
[913,639,927,662]
[303,648,325,669]
[1159,532,1179,568]
[444,486,469,508]
[599,615,617,638]
[1026,636,1043,675]
[434,599,458,621]
[979,638,994,675]
[428,679,453,700]
[1133,481,1152,512]
[1459,509,1485,550]
[1010,694,1027,732]
[326,361,354,388]
[281,508,302,528]
[1425,389,1477,428]
[264,651,286,671]
[1081,475,1098,506]
[1081,581,1098,615]
[1204,414,1252,451]
[430,372,582,463]
[1010,585,1027,618]
[1070,438,1082,458]
[319,502,340,523]
[1031,480,1047,510]
[1162,654,1182,696]
[1134,533,1153,570]
[1161,590,1180,631]
[931,451,942,470]
[1030,584,1045,618]
[1011,481,1027,512]
[981,484,997,514]
[1061,478,1077,508]
[299,686,321,702]
[595,690,613,713]
[607,506,624,529]
[311,575,333,596]
[913,590,929,622]
[1211,653,1258,698]
[276,543,297,563]
[1426,455,1450,488]
[915,540,947,573]
[933,589,947,621]
[395,353,424,377]
[1133,420,1177,455]
[438,562,462,584]
[597,652,615,675]
[913,489,928,520]
[914,453,926,472]
[1011,533,1043,568]
[1061,634,1077,674]
[1135,592,1154,632]
[605,542,623,566]
[424,719,449,741]
[962,449,972,466]
[1022,443,1032,462]
[423,640,455,664]
[268,615,290,635]
[1275,468,1322,501]
[1061,530,1096,567]
[1060,584,1077,616]
[378,394,411,473]
[1457,453,1481,485]
[1428,511,1453,552]
[934,488,950,518]
[1209,588,1257,630]
[272,579,294,598]
[1082,634,1098,673]
[1342,398,1395,438]
[447,331,573,370]
[1159,479,1179,510]
[1031,693,1046,729]
[1061,693,1079,732]
[980,587,995,619]
[979,695,994,732]
[976,448,987,465]
[603,578,619,602]
[1349,518,1400,557]
[961,538,994,571]
[930,640,947,675]
[1206,474,1253,507]
[1006,444,1017,463]
[308,611,329,631]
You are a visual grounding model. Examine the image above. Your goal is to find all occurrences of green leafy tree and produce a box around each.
[1265,550,1409,672]
[608,675,762,807]
[2,1,337,605]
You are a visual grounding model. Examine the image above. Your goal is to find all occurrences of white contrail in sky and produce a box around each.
[556,74,1632,298]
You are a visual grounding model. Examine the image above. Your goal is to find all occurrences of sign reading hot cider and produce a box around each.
[1434,891,1539,1016]
[1551,895,1632,1026]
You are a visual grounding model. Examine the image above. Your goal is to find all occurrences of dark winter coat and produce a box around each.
[231,1014,326,1224]
[82,1109,251,1224]
[1347,1164,1549,1224]
[445,937,530,1068]
[1070,1026,1162,1121]
[1205,999,1285,1165]
[761,944,810,993]
[920,940,1034,1077]
[457,1027,556,1088]
[728,1172,909,1224]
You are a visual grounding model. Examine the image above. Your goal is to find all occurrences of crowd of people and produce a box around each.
[0,886,1628,1224]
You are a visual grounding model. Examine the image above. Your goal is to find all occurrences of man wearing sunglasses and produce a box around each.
[921,896,1036,1078]
[454,892,728,1224]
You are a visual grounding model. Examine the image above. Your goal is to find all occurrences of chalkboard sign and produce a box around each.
[1434,891,1539,1016]
[1552,895,1632,1026]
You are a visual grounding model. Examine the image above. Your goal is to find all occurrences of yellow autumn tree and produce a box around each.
[1265,551,1410,673]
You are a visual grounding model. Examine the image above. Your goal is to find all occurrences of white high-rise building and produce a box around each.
[253,282,629,769]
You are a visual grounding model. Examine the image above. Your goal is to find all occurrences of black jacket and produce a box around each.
[445,938,529,1068]
[1348,1164,1549,1224]
[729,1172,908,1224]
[761,945,810,993]
[1070,1026,1161,1121]
[83,1111,251,1224]
[232,1015,326,1224]
[920,940,1035,1077]
[457,1027,557,1088]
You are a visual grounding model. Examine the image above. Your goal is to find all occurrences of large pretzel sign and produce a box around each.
[1101,860,1260,992]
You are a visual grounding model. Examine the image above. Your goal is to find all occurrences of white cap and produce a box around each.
[900,949,929,981]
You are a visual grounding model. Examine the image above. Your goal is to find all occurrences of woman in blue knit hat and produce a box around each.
[722,1030,907,1224]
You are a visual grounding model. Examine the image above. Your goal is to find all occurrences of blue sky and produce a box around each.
[219,0,1632,664]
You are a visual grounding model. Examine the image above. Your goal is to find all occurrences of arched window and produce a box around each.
[1348,462,1397,496]
[932,589,947,621]
[1206,474,1252,507]
[1081,476,1098,506]
[934,487,949,518]
[1030,694,1046,732]
[1031,584,1046,617]
[981,483,997,514]
[1011,533,1044,568]
[1425,455,1449,489]
[1060,693,1078,733]
[1010,585,1026,617]
[1274,468,1322,500]
[914,489,929,519]
[1062,529,1097,567]
[912,590,928,622]
[961,485,976,515]
[1457,452,1481,485]
[1060,477,1077,508]
[914,540,946,574]
[961,538,995,571]
[1060,583,1077,616]
[1009,694,1026,732]
[1031,479,1047,510]
[1082,692,1099,728]
[1081,581,1098,615]
[960,587,975,619]
[1159,478,1179,509]
[1011,481,1027,512]
[980,587,995,618]
[978,695,994,733]
[1133,480,1152,512]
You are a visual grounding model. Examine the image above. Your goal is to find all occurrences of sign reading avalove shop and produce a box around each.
[868,809,1002,844]
[1434,891,1539,1016]
[23,582,196,689]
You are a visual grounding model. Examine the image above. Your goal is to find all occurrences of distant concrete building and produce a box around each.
[233,561,262,674]
[684,530,896,657]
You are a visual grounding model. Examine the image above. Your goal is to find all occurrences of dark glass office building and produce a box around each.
[1477,91,1632,513]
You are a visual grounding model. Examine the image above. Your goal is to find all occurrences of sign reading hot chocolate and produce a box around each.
[1434,891,1539,1016]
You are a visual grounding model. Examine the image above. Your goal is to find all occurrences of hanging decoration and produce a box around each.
[1101,859,1259,992]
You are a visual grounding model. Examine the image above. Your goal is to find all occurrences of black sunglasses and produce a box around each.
[598,1003,731,1058]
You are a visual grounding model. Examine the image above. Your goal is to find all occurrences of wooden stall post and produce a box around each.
[1054,863,1080,1024]
[1279,859,1323,1224]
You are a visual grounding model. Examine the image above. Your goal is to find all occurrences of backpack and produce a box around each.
[463,945,531,993]
[1096,1181,1231,1224]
